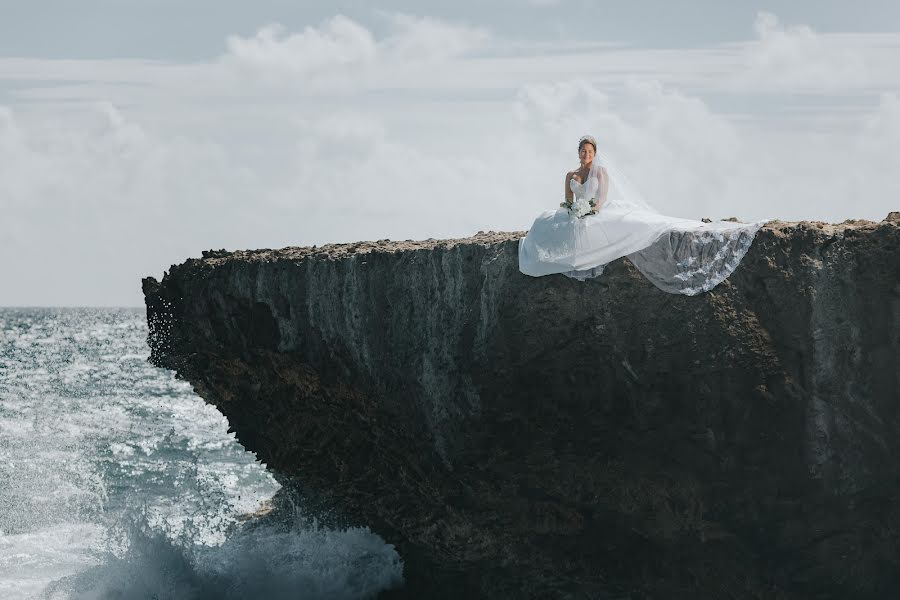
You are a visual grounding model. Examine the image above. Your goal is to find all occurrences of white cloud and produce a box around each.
[221,16,377,90]
[514,77,900,223]
[514,79,611,127]
[0,103,266,305]
[382,13,489,61]
[732,11,873,92]
[296,112,387,147]
[219,13,489,91]
[0,98,530,305]
[3,12,899,105]
[861,92,900,149]
[2,11,900,305]
[851,92,900,198]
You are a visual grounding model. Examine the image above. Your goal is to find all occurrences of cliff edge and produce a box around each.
[143,215,900,599]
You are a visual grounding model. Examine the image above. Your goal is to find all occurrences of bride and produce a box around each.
[518,135,769,295]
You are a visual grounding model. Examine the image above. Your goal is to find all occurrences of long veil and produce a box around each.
[521,153,769,295]
[591,153,656,214]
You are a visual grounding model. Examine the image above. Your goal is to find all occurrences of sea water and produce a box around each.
[0,308,403,599]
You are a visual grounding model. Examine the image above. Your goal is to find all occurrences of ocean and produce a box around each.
[0,307,403,599]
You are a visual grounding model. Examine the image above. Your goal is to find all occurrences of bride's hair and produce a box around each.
[578,135,597,152]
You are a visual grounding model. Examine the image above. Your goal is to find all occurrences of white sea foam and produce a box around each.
[0,523,104,599]
[0,308,403,599]
[44,513,403,600]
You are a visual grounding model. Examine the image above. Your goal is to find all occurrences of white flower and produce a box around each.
[571,198,591,218]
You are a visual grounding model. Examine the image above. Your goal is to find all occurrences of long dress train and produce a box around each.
[518,160,768,295]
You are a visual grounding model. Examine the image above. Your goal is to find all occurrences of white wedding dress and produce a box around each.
[518,159,769,295]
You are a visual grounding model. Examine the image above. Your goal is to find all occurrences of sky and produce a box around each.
[1,1,899,306]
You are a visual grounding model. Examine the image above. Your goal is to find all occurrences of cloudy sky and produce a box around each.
[1,1,899,306]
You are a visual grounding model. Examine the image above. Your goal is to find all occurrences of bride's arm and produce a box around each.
[592,167,609,212]
[564,171,577,201]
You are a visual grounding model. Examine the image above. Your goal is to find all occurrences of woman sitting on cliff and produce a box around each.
[518,135,769,295]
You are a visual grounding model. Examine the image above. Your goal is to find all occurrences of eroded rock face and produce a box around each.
[144,218,900,599]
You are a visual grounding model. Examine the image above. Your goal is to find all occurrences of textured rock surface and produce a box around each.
[144,217,900,599]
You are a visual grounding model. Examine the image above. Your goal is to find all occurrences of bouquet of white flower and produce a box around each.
[559,197,598,218]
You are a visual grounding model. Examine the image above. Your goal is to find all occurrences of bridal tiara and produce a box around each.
[578,135,597,150]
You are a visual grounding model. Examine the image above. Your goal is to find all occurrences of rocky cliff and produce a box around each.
[143,215,900,599]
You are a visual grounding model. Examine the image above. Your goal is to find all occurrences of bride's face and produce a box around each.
[578,143,595,166]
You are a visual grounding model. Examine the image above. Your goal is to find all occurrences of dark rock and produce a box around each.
[201,248,229,258]
[143,219,900,599]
